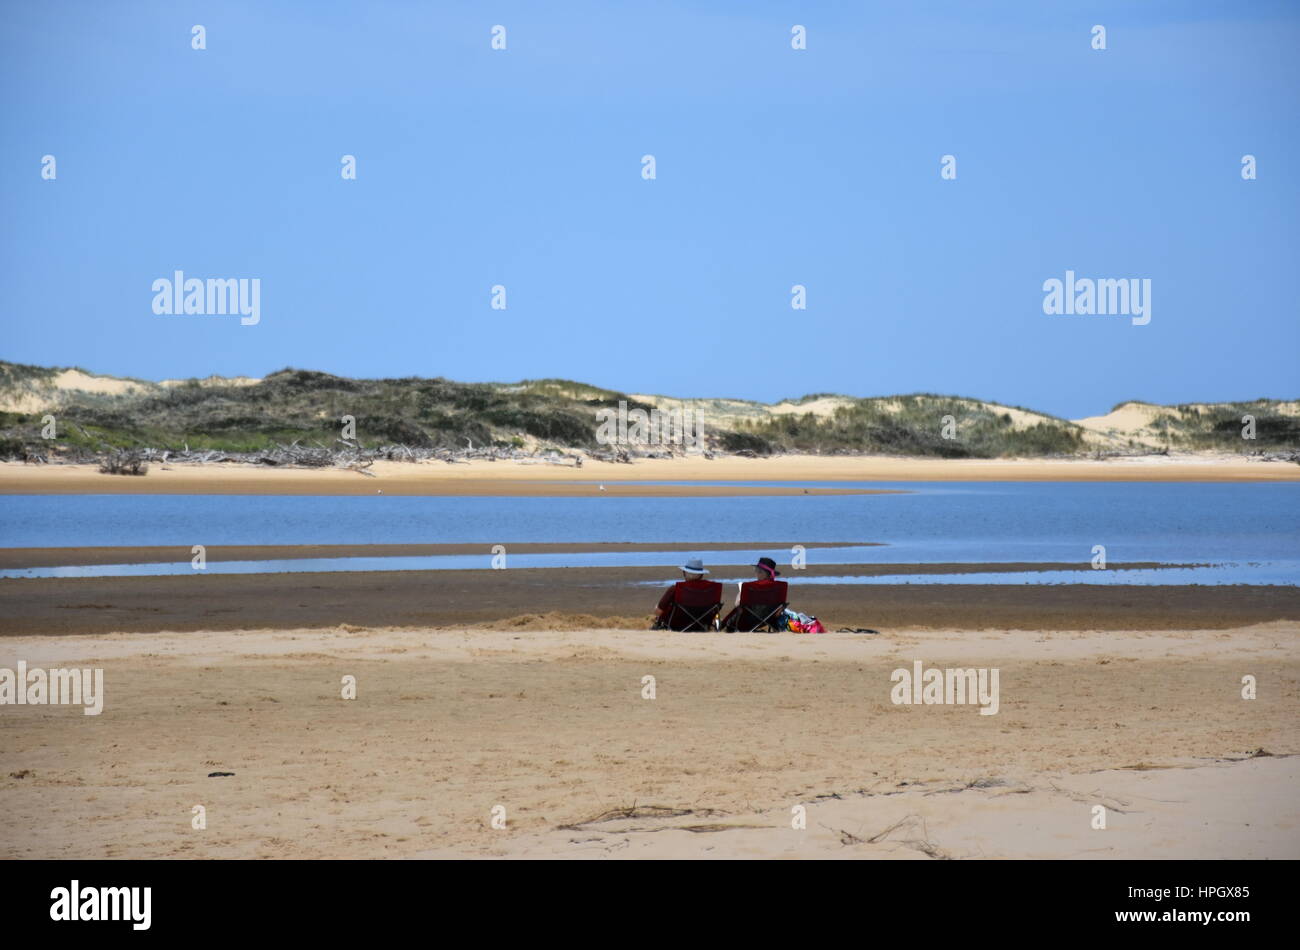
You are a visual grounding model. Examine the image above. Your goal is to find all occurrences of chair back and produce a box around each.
[733,580,789,631]
[739,580,788,605]
[666,581,722,631]
[674,580,723,607]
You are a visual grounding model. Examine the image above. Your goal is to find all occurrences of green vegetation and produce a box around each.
[0,360,58,388]
[1161,401,1300,451]
[729,395,1086,457]
[0,365,648,458]
[0,361,1295,461]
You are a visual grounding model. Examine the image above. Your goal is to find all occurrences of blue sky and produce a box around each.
[2,0,1296,418]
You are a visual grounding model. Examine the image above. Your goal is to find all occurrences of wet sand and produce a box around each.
[3,565,1297,635]
[0,541,879,570]
[2,623,1294,859]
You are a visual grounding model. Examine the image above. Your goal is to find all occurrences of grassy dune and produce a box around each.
[1,360,1296,461]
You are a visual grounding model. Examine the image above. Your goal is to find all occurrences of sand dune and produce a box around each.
[1075,400,1300,451]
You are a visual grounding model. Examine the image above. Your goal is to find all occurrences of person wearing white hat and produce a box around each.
[652,558,721,630]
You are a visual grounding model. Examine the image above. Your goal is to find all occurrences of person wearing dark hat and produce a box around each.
[652,558,723,630]
[720,557,788,632]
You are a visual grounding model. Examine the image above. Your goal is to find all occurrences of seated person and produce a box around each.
[720,557,790,632]
[652,559,723,631]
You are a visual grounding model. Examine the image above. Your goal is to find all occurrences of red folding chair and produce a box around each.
[663,580,723,632]
[723,580,789,632]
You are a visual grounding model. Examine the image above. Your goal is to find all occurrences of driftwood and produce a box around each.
[98,450,149,476]
[11,435,721,470]
[74,442,599,471]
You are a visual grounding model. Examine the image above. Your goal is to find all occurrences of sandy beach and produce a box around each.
[2,455,1296,861]
[2,622,1295,859]
[2,454,1297,496]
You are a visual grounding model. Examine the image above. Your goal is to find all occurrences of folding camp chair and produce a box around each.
[663,580,723,632]
[723,580,789,632]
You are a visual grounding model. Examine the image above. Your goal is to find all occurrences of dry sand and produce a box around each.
[2,454,1297,496]
[1,623,1295,859]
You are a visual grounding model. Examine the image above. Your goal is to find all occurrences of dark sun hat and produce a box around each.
[755,557,782,577]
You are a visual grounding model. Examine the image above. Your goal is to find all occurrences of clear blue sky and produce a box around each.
[2,0,1296,418]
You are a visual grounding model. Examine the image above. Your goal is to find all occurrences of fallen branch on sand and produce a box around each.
[558,804,696,829]
[45,442,606,471]
[98,450,149,476]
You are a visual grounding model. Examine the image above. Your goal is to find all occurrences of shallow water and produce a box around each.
[5,558,1296,585]
[1,481,1296,584]
[643,564,1300,587]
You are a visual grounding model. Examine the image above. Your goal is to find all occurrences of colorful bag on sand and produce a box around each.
[784,609,826,634]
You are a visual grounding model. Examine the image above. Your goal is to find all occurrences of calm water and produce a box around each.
[1,481,1297,584]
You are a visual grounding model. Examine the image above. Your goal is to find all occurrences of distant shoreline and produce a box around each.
[0,454,1297,495]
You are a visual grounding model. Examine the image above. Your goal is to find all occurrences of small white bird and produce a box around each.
[599,484,606,492]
